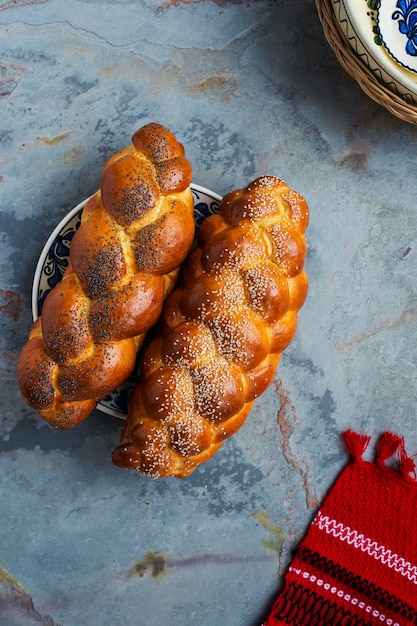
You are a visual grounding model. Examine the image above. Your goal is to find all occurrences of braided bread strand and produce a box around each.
[112,175,309,477]
[17,123,195,429]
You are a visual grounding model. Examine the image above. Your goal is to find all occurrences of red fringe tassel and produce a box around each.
[376,432,402,464]
[342,430,371,460]
[399,437,417,480]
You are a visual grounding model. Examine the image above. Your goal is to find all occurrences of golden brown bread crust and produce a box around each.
[17,123,195,429]
[112,175,309,477]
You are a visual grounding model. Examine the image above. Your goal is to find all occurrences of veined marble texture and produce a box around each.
[1,1,417,624]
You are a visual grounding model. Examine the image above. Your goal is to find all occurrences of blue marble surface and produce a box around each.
[1,1,417,624]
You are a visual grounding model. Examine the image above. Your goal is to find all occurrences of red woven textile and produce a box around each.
[263,431,417,626]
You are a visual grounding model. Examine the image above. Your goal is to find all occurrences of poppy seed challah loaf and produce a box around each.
[17,123,195,429]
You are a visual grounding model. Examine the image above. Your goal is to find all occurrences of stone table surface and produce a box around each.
[1,1,417,625]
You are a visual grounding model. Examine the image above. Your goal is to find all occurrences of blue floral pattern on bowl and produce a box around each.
[32,183,221,419]
[377,0,417,72]
[37,209,83,312]
[392,0,417,56]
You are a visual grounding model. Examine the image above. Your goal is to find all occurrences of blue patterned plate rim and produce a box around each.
[336,0,417,100]
[31,183,222,419]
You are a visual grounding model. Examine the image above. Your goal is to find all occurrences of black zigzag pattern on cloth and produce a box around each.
[271,581,373,626]
[298,547,417,623]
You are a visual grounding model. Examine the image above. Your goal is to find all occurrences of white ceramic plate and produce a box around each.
[32,184,221,419]
[331,0,417,103]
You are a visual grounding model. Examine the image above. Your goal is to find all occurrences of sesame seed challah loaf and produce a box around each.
[112,175,309,478]
[17,123,195,429]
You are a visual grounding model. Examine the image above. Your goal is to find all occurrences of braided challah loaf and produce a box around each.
[112,175,309,478]
[17,123,195,429]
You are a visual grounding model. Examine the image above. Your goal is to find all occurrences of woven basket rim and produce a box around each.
[315,0,417,124]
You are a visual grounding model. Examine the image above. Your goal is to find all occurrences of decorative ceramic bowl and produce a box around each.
[331,0,417,104]
[32,183,221,419]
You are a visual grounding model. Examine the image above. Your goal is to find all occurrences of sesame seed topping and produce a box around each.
[113,174,308,476]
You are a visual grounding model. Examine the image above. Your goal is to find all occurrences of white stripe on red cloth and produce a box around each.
[313,511,417,584]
